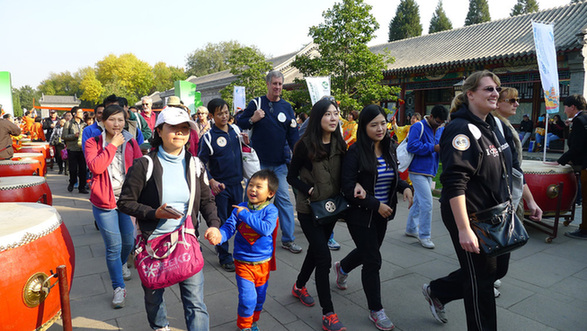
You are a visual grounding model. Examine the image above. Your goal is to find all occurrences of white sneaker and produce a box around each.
[419,238,435,249]
[112,287,126,309]
[494,287,501,298]
[122,262,131,281]
[494,279,501,288]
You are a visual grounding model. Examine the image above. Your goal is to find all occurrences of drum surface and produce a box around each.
[0,203,75,331]
[11,153,46,176]
[0,176,52,205]
[0,159,43,177]
[521,160,577,214]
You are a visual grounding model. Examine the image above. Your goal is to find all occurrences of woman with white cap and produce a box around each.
[118,106,221,331]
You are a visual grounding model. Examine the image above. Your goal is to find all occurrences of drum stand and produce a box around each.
[523,181,577,243]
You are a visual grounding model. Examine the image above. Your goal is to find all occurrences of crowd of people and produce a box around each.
[2,68,586,331]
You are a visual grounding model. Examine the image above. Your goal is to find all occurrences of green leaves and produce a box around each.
[429,1,453,34]
[465,0,491,26]
[388,0,423,42]
[220,47,272,105]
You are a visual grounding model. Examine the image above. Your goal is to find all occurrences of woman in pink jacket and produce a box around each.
[85,104,143,309]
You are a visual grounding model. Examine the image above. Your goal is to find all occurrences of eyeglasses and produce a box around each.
[480,86,502,93]
[501,98,520,104]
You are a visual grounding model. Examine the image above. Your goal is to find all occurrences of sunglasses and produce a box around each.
[479,86,502,93]
[268,101,274,113]
[501,98,520,104]
[142,103,150,106]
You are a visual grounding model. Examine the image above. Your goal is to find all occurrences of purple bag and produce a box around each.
[134,215,204,289]
[61,148,68,160]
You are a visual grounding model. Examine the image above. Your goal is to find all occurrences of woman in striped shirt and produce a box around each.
[335,104,413,331]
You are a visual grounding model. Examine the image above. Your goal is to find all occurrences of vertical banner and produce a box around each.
[0,72,14,116]
[532,22,559,114]
[174,80,200,115]
[306,76,331,105]
[233,86,246,112]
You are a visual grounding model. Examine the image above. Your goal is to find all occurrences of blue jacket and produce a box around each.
[219,202,278,263]
[198,124,243,185]
[81,122,103,153]
[236,96,299,166]
[406,119,441,177]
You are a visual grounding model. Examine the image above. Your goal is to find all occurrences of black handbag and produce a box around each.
[469,201,529,257]
[309,194,349,225]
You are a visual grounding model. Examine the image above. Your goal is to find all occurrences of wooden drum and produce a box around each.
[11,152,46,176]
[0,159,43,177]
[521,160,578,215]
[20,142,54,170]
[0,203,75,331]
[0,176,52,205]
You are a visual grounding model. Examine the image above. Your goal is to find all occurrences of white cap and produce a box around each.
[155,107,197,130]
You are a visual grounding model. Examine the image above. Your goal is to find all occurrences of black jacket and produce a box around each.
[341,142,410,228]
[117,149,220,238]
[558,111,587,169]
[440,106,514,213]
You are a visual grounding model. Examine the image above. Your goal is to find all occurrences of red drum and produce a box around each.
[21,142,54,170]
[0,203,75,331]
[0,176,52,205]
[521,160,578,215]
[0,159,43,177]
[11,153,46,176]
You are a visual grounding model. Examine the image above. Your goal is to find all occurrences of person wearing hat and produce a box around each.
[42,109,59,142]
[117,105,221,330]
[166,95,200,156]
[518,113,533,147]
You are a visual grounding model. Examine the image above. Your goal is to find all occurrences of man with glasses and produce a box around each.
[404,105,448,249]
[140,96,157,132]
[237,70,302,254]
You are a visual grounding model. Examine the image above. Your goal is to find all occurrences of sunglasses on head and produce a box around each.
[480,86,502,93]
[501,98,520,104]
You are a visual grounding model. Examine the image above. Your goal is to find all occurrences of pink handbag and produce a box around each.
[134,215,204,289]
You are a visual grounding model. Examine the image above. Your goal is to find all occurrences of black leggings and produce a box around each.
[295,212,337,315]
[429,203,510,331]
[339,215,388,311]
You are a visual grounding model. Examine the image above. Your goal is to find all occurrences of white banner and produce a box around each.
[306,76,331,105]
[532,22,559,114]
[233,86,246,112]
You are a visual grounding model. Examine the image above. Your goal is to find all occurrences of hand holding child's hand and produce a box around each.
[232,205,249,216]
[204,227,222,246]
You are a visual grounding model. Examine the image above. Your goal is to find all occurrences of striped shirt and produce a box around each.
[374,156,395,203]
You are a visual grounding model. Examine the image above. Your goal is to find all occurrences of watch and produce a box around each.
[249,118,254,125]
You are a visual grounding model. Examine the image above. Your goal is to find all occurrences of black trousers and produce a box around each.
[429,203,510,331]
[340,214,388,311]
[67,150,86,189]
[296,212,337,315]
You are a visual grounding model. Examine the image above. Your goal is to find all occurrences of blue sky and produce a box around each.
[0,0,564,88]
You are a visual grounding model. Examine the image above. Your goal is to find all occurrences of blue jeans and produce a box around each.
[214,183,243,265]
[143,270,209,331]
[260,163,295,243]
[535,132,561,148]
[405,174,433,239]
[518,132,531,147]
[92,206,135,289]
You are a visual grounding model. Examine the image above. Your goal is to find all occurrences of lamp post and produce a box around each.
[453,77,466,97]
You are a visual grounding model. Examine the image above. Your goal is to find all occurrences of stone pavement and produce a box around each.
[42,167,587,331]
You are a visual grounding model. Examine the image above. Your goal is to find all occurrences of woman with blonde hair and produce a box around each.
[422,71,541,330]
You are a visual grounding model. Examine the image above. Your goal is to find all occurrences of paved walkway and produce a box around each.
[41,165,587,331]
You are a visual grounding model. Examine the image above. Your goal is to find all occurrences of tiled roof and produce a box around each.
[370,2,587,74]
[38,95,80,105]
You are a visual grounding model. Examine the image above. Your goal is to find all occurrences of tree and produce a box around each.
[152,62,187,93]
[388,0,423,42]
[429,1,453,34]
[293,0,399,112]
[78,67,104,104]
[185,41,252,77]
[38,71,80,96]
[96,53,154,105]
[220,47,272,106]
[510,0,539,16]
[465,0,491,26]
[12,85,40,114]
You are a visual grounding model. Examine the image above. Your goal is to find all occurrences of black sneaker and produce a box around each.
[323,312,346,331]
[221,262,235,272]
[564,229,587,240]
[67,184,73,192]
[292,284,315,307]
[79,188,89,194]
